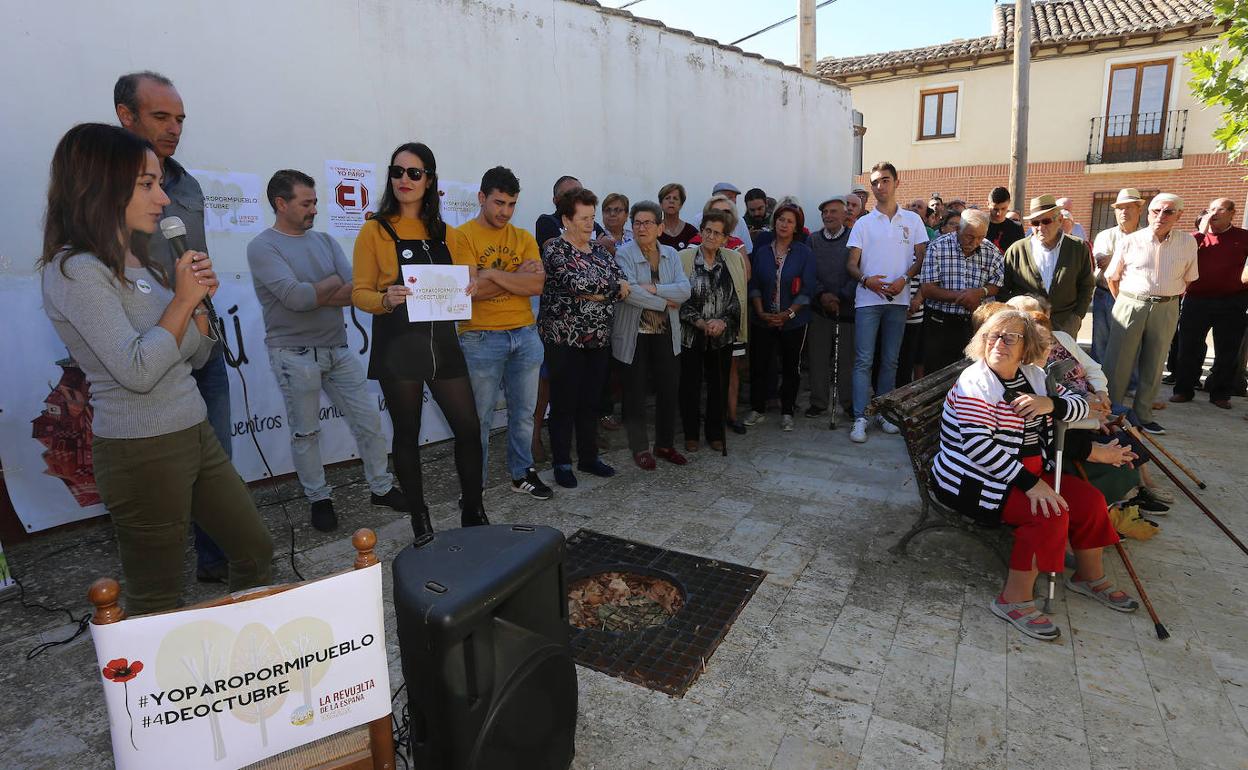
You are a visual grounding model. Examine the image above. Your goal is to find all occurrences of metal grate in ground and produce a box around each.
[564,529,766,697]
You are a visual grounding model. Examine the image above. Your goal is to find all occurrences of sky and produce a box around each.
[599,0,999,65]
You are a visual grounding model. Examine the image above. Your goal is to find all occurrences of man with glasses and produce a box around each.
[1000,194,1094,338]
[918,208,1004,371]
[1103,193,1199,434]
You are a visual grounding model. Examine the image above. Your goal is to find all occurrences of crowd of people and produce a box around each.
[36,71,1248,640]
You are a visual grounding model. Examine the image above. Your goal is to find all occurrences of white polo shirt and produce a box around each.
[847,206,929,308]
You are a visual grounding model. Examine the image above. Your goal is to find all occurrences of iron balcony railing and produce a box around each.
[1087,109,1187,165]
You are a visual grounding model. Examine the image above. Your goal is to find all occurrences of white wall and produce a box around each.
[0,0,853,275]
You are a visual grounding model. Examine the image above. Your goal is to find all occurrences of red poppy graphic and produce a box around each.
[407,276,418,284]
[102,658,143,750]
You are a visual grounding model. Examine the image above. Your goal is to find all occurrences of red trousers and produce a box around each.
[1001,457,1120,572]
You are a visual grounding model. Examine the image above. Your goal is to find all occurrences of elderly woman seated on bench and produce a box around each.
[929,309,1139,641]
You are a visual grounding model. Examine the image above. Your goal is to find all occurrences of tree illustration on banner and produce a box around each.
[156,620,235,762]
[229,623,288,745]
[101,657,143,750]
[275,617,333,727]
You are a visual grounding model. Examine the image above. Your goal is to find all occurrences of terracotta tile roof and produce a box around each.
[817,0,1215,79]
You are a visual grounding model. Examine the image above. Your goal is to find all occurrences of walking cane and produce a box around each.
[1071,461,1170,640]
[828,315,840,430]
[1125,425,1248,557]
[1135,426,1207,489]
[1042,359,1079,613]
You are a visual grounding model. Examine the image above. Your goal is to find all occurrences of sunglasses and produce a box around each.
[987,331,1023,347]
[1150,209,1178,217]
[389,165,431,182]
[603,207,627,215]
[1029,216,1054,227]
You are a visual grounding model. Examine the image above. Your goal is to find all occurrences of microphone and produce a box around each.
[160,216,220,330]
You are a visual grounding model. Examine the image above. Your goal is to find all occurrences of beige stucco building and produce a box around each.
[819,0,1245,238]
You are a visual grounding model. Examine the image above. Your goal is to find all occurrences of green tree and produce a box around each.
[1187,0,1248,163]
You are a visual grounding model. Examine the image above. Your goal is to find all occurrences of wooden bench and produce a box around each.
[867,360,1010,563]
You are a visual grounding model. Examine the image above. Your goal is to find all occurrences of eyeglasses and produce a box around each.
[633,219,658,228]
[389,165,430,182]
[1150,209,1178,218]
[986,331,1023,347]
[700,227,726,238]
[1029,216,1054,227]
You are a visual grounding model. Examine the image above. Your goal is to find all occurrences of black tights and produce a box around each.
[380,376,483,513]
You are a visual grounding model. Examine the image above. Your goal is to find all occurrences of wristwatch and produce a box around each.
[787,308,796,320]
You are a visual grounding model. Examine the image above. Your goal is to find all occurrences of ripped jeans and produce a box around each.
[269,345,394,503]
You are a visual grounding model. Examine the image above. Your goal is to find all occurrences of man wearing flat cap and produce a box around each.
[711,182,753,253]
[1091,188,1144,363]
[999,193,1095,338]
[1104,193,1199,434]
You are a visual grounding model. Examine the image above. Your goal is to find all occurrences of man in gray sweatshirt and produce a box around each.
[247,170,408,531]
[806,196,855,418]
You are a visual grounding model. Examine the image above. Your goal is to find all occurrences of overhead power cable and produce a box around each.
[730,0,843,47]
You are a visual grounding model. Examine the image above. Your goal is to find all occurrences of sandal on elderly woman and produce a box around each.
[990,597,1061,641]
[1064,575,1139,613]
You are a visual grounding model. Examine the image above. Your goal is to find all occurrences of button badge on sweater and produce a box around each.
[135,279,152,294]
[402,249,413,259]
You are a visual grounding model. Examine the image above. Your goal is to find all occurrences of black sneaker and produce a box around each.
[1140,421,1166,435]
[310,499,338,532]
[1128,489,1170,514]
[804,406,826,418]
[577,458,616,478]
[371,488,409,512]
[1160,373,1176,385]
[512,468,553,500]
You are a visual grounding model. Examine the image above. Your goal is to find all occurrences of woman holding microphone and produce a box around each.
[39,123,272,615]
[352,142,484,538]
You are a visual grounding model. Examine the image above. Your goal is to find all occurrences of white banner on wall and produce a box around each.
[90,564,390,770]
[0,272,506,532]
[192,170,266,234]
[323,161,376,238]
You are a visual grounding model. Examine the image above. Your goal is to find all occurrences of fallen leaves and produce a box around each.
[568,571,685,632]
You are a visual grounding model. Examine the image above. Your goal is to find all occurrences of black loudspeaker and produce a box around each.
[393,524,577,769]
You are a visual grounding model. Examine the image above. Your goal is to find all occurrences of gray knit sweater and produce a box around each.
[41,253,212,439]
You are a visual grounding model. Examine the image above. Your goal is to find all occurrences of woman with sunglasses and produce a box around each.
[39,123,273,614]
[678,209,744,452]
[930,309,1137,641]
[353,142,484,538]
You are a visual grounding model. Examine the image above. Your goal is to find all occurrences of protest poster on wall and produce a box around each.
[0,273,506,532]
[437,179,480,227]
[191,170,266,234]
[90,564,390,769]
[323,161,376,237]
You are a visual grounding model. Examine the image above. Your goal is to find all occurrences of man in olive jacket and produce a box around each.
[1000,194,1095,338]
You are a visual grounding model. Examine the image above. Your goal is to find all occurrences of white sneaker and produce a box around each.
[743,410,765,426]
[781,415,795,432]
[878,417,900,435]
[850,417,869,443]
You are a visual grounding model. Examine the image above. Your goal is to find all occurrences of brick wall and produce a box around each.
[854,153,1248,237]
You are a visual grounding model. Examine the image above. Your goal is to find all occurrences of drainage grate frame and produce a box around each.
[564,529,766,697]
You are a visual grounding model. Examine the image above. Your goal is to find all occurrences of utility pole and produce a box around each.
[799,0,816,74]
[1009,0,1031,209]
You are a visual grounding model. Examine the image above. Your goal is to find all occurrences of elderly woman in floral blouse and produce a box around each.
[538,188,630,489]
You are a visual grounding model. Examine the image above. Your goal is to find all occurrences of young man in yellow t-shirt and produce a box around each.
[454,167,551,499]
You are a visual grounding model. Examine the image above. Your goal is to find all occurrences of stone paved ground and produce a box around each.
[2,384,1246,769]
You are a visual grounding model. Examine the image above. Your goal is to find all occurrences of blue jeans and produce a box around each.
[459,326,544,479]
[852,304,907,418]
[268,345,395,503]
[1091,286,1114,363]
[191,352,230,570]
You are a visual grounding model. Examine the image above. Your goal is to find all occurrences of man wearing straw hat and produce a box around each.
[1104,193,1199,434]
[999,194,1095,338]
[1091,188,1145,363]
